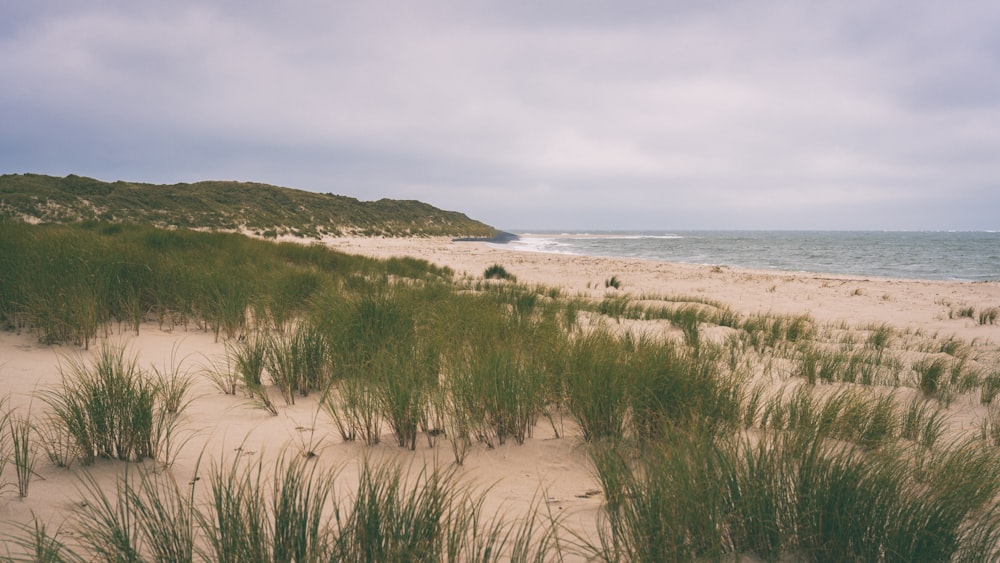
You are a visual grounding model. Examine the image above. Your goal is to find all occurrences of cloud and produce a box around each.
[2,1,999,230]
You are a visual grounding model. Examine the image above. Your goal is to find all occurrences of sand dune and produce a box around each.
[1,235,998,558]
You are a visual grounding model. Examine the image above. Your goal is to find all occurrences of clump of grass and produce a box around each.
[72,468,147,561]
[227,332,277,415]
[330,458,560,562]
[8,408,38,497]
[672,304,702,348]
[324,376,382,445]
[913,358,948,397]
[42,344,162,464]
[563,329,631,443]
[914,355,980,404]
[952,304,977,320]
[940,336,968,357]
[629,337,739,443]
[741,313,815,352]
[228,333,268,389]
[597,294,634,321]
[902,397,948,448]
[797,344,843,385]
[2,516,79,563]
[35,412,79,469]
[446,342,543,449]
[865,322,895,352]
[269,453,336,562]
[484,264,516,282]
[982,403,1000,446]
[200,453,271,562]
[439,387,473,465]
[983,370,1000,404]
[588,428,730,561]
[586,424,1000,561]
[760,385,902,450]
[204,349,241,396]
[604,276,622,289]
[0,397,9,494]
[266,322,332,404]
[151,343,195,416]
[374,341,438,450]
[979,307,999,325]
[330,462,451,561]
[797,342,903,387]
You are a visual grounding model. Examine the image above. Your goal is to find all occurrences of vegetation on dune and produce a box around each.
[483,263,517,282]
[0,173,497,238]
[3,220,1000,560]
[0,221,450,346]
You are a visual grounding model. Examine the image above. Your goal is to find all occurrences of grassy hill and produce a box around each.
[0,173,498,238]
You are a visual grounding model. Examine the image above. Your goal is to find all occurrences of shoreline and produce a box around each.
[488,230,1000,284]
[322,236,1000,338]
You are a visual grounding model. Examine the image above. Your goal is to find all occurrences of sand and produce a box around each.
[326,236,1000,338]
[1,235,998,556]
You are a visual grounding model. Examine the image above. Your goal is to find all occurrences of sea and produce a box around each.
[495,231,1000,282]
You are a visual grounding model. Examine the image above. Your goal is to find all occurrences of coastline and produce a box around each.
[324,236,1000,338]
[496,230,1000,283]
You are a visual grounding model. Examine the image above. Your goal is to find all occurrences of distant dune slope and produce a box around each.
[0,173,497,238]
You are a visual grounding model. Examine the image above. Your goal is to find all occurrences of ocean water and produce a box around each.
[498,231,1000,282]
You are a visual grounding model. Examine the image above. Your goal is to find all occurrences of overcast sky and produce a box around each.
[2,1,999,230]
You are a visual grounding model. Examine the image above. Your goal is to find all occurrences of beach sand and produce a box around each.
[2,235,999,556]
[326,236,1000,338]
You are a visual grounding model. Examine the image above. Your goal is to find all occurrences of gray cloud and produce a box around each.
[2,1,999,230]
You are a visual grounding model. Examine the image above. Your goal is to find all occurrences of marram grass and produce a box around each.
[5,453,559,562]
[6,220,1000,561]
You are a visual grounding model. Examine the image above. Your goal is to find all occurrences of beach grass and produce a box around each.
[0,222,450,347]
[483,263,517,282]
[7,408,38,498]
[42,344,158,464]
[584,421,1000,562]
[4,451,557,561]
[5,220,1000,560]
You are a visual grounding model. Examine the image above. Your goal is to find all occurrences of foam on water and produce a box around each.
[497,231,1000,282]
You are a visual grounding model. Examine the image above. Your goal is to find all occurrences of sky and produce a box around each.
[2,1,999,231]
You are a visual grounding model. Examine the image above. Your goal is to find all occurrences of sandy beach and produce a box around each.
[326,236,1000,337]
[2,235,999,558]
